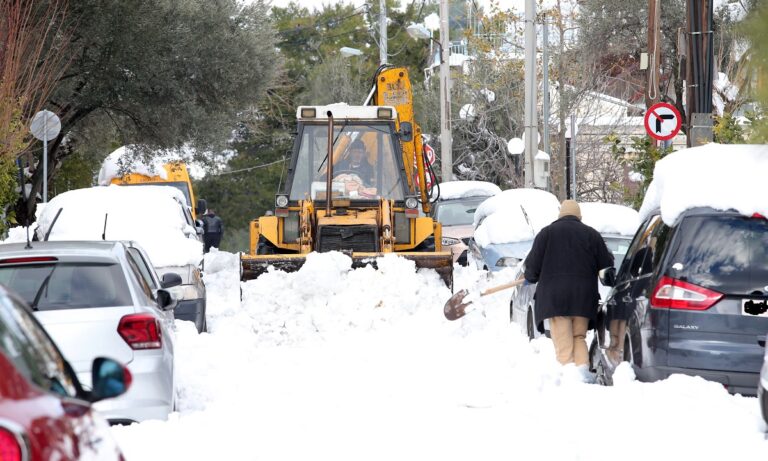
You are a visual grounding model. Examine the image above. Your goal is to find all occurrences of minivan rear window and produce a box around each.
[0,263,133,310]
[667,216,768,293]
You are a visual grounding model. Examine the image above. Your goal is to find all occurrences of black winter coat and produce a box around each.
[203,213,224,234]
[523,216,613,329]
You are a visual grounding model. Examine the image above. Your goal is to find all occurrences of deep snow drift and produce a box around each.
[111,251,768,460]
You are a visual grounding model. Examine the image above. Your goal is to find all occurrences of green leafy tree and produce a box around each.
[607,134,673,209]
[20,0,279,223]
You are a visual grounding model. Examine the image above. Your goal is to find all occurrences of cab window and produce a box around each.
[289,123,405,202]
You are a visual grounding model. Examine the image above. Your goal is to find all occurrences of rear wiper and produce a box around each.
[31,265,57,311]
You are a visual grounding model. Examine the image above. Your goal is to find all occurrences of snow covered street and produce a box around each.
[111,252,768,460]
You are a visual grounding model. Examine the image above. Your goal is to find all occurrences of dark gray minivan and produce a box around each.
[591,207,768,395]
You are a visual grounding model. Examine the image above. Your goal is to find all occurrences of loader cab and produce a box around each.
[286,105,409,204]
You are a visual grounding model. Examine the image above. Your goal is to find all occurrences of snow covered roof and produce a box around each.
[36,185,203,267]
[98,146,169,186]
[438,181,501,201]
[639,143,768,225]
[580,202,640,237]
[473,188,560,247]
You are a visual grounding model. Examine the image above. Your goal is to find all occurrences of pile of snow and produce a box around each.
[439,181,502,201]
[97,145,169,186]
[639,143,768,225]
[36,185,202,267]
[111,251,768,460]
[580,202,640,237]
[473,188,560,247]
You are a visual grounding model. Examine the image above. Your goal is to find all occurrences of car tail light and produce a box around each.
[0,425,26,461]
[651,275,724,310]
[118,314,162,349]
[0,256,57,264]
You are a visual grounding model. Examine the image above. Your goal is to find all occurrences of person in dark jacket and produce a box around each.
[523,200,613,370]
[202,209,223,253]
[334,139,375,186]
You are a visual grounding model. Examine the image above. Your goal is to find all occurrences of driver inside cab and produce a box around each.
[334,139,374,186]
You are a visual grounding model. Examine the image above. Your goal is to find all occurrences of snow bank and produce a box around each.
[639,143,768,225]
[473,188,560,247]
[111,251,768,460]
[580,202,640,236]
[36,185,202,267]
[439,180,502,200]
[97,145,169,186]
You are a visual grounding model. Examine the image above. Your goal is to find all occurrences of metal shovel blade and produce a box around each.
[443,289,472,321]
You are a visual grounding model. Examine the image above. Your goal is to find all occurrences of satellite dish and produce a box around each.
[507,138,524,155]
[459,104,476,120]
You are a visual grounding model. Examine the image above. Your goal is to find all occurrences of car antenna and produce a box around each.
[43,208,63,242]
[24,224,32,249]
[102,213,108,240]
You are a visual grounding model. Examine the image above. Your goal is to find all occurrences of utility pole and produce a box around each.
[379,0,387,65]
[646,0,661,109]
[523,0,537,188]
[542,14,550,191]
[439,0,452,181]
[685,0,714,147]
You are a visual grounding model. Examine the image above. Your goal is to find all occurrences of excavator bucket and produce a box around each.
[240,251,454,289]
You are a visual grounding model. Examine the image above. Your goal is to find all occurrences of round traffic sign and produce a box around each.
[30,110,61,141]
[644,102,681,141]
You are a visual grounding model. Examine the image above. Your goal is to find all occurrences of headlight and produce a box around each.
[442,237,461,246]
[405,197,419,209]
[496,257,521,267]
[275,195,289,208]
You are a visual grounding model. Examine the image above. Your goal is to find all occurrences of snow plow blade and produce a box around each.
[240,251,453,289]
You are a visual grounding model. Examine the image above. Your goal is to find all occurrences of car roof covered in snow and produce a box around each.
[639,143,768,225]
[438,181,502,201]
[580,202,639,237]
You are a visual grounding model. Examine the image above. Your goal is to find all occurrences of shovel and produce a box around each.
[443,277,526,321]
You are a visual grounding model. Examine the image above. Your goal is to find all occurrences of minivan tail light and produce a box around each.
[0,426,25,461]
[118,314,162,349]
[651,276,724,310]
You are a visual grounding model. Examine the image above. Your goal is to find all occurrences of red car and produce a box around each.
[0,285,129,460]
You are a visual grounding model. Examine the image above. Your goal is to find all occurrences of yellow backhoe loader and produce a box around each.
[240,66,453,287]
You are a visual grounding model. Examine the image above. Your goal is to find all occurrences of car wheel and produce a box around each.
[526,308,535,340]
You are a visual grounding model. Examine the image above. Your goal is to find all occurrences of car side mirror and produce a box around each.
[161,272,183,288]
[90,357,131,402]
[599,267,617,287]
[156,289,177,311]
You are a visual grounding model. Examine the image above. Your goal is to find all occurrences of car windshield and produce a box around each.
[122,181,191,207]
[0,263,133,310]
[603,236,633,271]
[435,198,485,226]
[289,123,405,201]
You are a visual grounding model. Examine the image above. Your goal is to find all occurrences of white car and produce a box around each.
[34,185,208,332]
[0,240,177,423]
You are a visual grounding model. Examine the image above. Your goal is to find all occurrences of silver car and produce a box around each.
[0,241,177,424]
[760,336,768,426]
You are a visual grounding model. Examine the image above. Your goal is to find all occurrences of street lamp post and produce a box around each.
[438,0,452,182]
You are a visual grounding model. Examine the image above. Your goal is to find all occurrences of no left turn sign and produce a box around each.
[644,102,682,141]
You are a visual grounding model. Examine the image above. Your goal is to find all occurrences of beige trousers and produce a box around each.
[549,316,589,366]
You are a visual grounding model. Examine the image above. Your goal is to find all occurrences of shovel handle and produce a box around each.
[480,278,526,296]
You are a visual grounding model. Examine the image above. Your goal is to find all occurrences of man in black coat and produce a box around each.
[202,209,224,253]
[523,200,613,369]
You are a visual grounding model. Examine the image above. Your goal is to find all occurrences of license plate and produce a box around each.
[742,299,768,317]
